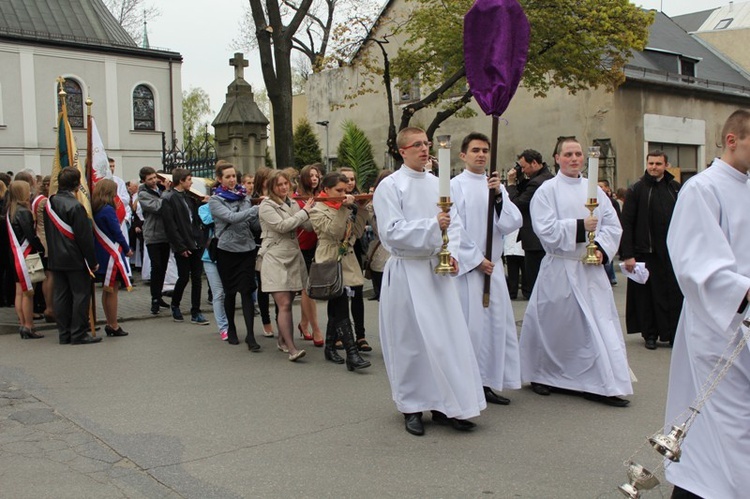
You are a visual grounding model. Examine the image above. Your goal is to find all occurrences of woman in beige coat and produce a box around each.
[309,172,371,371]
[259,170,315,362]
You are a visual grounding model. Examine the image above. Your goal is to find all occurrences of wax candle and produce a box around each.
[587,153,599,200]
[438,148,450,197]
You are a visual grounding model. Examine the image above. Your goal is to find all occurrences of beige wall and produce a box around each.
[0,41,182,181]
[697,30,750,74]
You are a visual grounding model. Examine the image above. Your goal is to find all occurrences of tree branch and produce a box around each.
[399,65,466,131]
[426,90,473,141]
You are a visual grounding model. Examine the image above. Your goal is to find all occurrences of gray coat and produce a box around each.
[258,198,312,292]
[208,195,259,253]
[138,184,167,245]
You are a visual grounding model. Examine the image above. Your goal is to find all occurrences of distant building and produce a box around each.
[674,1,750,74]
[0,0,183,180]
[306,2,750,187]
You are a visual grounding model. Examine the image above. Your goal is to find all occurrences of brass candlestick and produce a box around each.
[583,198,600,265]
[435,196,454,275]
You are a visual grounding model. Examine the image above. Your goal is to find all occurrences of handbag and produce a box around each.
[306,219,352,301]
[25,253,45,284]
[306,259,344,300]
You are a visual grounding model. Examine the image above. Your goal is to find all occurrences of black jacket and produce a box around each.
[620,171,680,259]
[43,190,96,272]
[162,189,204,254]
[11,206,45,254]
[506,165,554,251]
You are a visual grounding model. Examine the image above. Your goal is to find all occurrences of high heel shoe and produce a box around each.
[19,327,44,339]
[313,336,324,347]
[297,324,313,341]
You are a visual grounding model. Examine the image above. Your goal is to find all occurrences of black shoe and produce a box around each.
[431,411,476,431]
[583,392,630,407]
[531,382,551,396]
[59,334,71,345]
[105,325,129,337]
[171,306,184,322]
[247,342,261,352]
[324,346,345,364]
[158,298,170,308]
[404,412,424,436]
[19,327,44,339]
[150,300,160,315]
[71,334,102,345]
[645,338,657,350]
[484,387,510,405]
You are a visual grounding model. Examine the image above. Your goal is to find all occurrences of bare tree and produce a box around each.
[103,0,160,42]
[248,0,314,168]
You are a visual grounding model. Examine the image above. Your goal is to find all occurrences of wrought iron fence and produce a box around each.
[162,127,216,179]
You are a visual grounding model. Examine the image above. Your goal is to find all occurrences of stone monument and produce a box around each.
[212,52,270,173]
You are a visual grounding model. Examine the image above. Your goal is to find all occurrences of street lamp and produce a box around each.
[316,120,329,171]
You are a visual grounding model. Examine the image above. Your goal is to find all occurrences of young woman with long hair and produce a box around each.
[251,166,278,338]
[92,179,132,337]
[258,170,315,361]
[295,163,324,345]
[5,180,45,339]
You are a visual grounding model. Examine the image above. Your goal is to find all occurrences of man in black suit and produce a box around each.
[44,167,100,345]
[506,149,554,299]
[161,168,208,325]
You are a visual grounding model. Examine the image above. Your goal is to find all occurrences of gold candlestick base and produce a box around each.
[583,198,600,265]
[435,196,454,275]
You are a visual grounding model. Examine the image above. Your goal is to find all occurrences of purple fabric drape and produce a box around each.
[464,0,530,117]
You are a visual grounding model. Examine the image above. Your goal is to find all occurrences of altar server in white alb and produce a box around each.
[373,127,486,437]
[663,109,750,499]
[451,132,523,406]
[519,138,632,407]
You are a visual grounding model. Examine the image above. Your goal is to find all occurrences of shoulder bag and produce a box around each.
[306,219,352,301]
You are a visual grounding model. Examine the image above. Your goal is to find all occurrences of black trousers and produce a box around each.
[371,271,383,299]
[146,242,171,303]
[523,249,545,299]
[52,269,92,342]
[172,250,203,315]
[671,486,703,499]
[350,285,365,339]
[505,255,524,298]
[327,293,352,330]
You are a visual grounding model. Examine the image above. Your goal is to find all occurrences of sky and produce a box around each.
[145,0,733,123]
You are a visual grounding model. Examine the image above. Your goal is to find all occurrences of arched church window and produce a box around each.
[58,79,84,128]
[133,85,155,130]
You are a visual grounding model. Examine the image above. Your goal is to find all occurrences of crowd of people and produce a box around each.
[3,110,750,497]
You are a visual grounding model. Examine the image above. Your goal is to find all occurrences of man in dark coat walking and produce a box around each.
[506,149,554,299]
[620,150,682,349]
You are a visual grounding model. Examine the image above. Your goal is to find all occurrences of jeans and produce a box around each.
[172,250,203,315]
[203,261,227,333]
[146,242,170,303]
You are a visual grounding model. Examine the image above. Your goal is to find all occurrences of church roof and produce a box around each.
[0,0,180,59]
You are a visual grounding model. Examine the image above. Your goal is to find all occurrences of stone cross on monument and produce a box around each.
[229,52,249,81]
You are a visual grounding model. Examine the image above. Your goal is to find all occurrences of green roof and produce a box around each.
[0,0,180,59]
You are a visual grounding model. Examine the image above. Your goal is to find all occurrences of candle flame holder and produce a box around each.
[435,196,454,275]
[583,198,600,265]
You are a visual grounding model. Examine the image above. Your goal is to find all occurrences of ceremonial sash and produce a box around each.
[31,195,46,219]
[94,221,132,291]
[114,195,126,224]
[6,216,33,294]
[45,198,94,276]
[45,199,75,240]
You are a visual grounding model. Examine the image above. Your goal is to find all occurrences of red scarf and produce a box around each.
[318,191,342,210]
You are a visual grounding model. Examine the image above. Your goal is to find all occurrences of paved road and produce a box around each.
[0,276,676,498]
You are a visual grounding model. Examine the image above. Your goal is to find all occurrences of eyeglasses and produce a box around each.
[402,141,432,150]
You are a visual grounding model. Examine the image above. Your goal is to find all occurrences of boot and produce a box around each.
[337,320,371,371]
[324,322,344,364]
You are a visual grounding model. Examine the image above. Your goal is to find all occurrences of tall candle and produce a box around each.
[438,148,451,197]
[587,154,599,200]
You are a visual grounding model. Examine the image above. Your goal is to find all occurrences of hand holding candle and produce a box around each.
[587,146,600,200]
